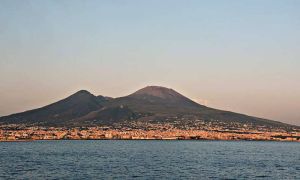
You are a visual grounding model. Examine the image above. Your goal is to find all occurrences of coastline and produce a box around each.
[1,135,299,142]
[1,126,299,142]
[1,139,299,142]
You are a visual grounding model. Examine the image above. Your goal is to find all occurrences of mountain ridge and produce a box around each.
[0,86,298,129]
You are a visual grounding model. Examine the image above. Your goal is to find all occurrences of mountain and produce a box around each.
[103,86,291,128]
[102,86,206,116]
[0,90,106,126]
[0,86,297,129]
[130,86,197,104]
[128,86,202,108]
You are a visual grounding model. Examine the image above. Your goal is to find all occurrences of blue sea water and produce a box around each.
[0,140,299,179]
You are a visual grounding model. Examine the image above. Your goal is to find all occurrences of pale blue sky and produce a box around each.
[0,0,299,125]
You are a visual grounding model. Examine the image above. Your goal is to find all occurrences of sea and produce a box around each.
[0,140,299,179]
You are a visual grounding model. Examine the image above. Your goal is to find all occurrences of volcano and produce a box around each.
[0,86,296,129]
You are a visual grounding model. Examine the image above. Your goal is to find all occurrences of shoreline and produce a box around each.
[1,138,299,142]
[2,127,299,142]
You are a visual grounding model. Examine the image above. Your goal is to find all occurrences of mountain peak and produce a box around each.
[63,90,96,103]
[69,90,94,98]
[74,90,91,95]
[130,86,182,99]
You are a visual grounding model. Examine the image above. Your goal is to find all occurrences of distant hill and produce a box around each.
[0,90,106,126]
[0,86,297,129]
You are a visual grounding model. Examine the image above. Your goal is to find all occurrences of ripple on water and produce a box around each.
[0,141,299,179]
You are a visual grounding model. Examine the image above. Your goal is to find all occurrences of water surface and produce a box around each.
[0,140,299,179]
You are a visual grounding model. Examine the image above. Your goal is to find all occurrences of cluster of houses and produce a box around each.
[1,125,299,142]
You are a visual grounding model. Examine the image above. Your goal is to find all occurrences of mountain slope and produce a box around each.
[103,86,291,127]
[103,86,206,114]
[0,90,106,126]
[130,86,197,104]
[0,86,297,129]
[69,106,139,126]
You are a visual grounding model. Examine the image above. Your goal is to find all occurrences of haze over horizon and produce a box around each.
[0,0,299,125]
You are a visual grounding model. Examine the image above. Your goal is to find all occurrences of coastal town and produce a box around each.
[1,87,299,142]
[1,121,299,142]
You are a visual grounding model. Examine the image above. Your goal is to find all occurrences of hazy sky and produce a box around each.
[0,0,299,125]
